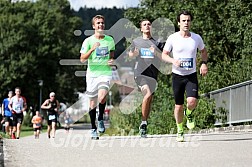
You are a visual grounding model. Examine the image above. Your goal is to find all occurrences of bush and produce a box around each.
[107,74,228,135]
[108,107,141,135]
[22,111,33,127]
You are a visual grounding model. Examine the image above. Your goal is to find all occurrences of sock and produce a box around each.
[141,121,147,125]
[177,123,183,133]
[186,108,193,115]
[98,102,106,121]
[89,108,97,129]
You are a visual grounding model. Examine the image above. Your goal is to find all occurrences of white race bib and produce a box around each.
[96,46,109,58]
[140,48,154,58]
[14,106,22,112]
[179,58,194,70]
[49,115,56,120]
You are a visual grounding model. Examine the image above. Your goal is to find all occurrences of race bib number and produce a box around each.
[96,46,109,58]
[36,123,41,127]
[14,106,21,112]
[140,48,154,58]
[179,58,193,70]
[49,115,56,120]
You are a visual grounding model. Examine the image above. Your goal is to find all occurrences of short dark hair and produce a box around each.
[139,19,151,28]
[177,10,193,22]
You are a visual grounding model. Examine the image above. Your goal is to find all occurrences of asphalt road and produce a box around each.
[2,126,252,167]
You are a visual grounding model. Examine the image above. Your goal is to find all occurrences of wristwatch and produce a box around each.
[200,61,207,65]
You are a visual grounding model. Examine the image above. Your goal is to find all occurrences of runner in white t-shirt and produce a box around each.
[162,10,208,142]
[8,87,27,139]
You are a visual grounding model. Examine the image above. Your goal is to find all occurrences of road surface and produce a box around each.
[2,125,252,167]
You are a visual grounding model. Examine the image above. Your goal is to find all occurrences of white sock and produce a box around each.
[141,121,147,125]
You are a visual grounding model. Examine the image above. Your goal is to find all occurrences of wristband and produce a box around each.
[200,61,207,65]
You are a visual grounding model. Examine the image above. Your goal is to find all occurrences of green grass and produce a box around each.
[20,126,36,137]
[0,126,48,139]
[21,126,52,138]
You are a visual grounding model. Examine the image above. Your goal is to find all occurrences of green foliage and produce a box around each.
[194,97,225,129]
[125,0,252,92]
[22,111,33,127]
[109,84,122,106]
[108,0,252,133]
[146,74,176,134]
[0,0,83,106]
[108,107,141,135]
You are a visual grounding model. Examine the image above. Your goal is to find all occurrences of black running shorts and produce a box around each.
[135,75,158,94]
[4,116,13,126]
[12,113,24,126]
[47,114,57,126]
[172,72,198,105]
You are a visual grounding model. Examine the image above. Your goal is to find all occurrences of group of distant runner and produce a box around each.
[1,88,72,139]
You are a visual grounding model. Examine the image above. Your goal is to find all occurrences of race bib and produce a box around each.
[14,106,21,112]
[49,115,56,120]
[179,58,193,70]
[140,48,154,58]
[96,46,109,58]
[36,123,41,127]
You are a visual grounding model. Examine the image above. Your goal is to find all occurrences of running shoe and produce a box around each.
[185,110,195,130]
[11,133,16,139]
[91,129,99,140]
[176,131,184,142]
[98,120,105,133]
[139,124,147,138]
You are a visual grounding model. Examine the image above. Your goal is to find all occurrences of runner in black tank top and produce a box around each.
[41,92,59,138]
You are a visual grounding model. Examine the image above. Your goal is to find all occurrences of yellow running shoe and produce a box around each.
[176,131,184,142]
[185,110,195,130]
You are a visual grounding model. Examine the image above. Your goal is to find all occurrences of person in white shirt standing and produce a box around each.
[8,87,27,139]
[162,10,208,142]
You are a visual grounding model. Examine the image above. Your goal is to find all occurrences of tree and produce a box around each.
[108,0,252,133]
[124,0,252,92]
[0,0,83,107]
